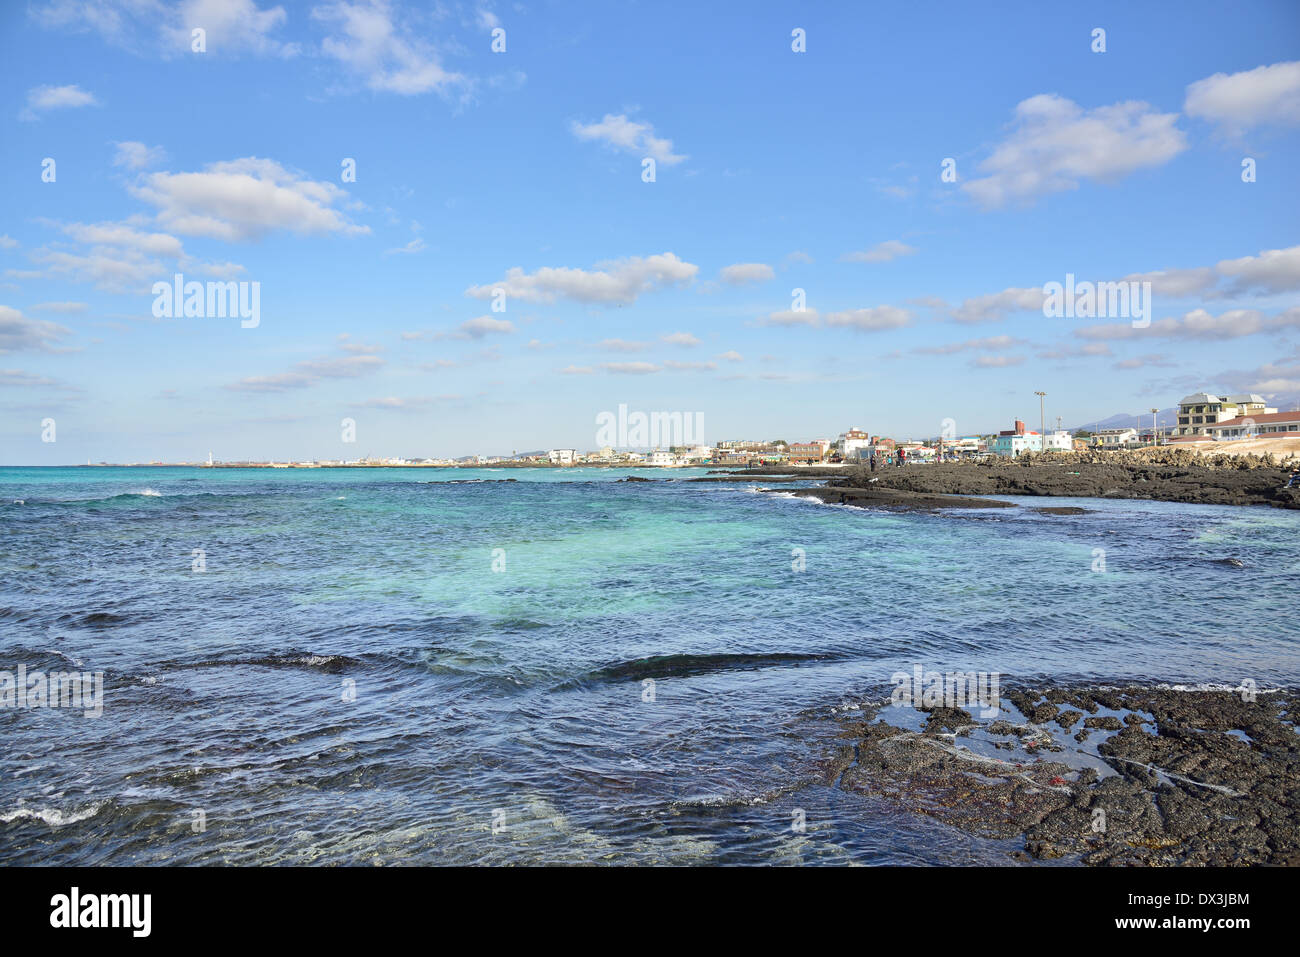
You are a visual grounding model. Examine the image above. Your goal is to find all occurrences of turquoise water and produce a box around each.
[1,466,1297,864]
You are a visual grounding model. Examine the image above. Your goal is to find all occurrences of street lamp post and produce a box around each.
[1149,408,1159,447]
[1034,391,1046,455]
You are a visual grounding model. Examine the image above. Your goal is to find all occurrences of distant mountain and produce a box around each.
[1070,408,1179,432]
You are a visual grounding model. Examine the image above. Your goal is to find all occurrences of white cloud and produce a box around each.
[0,305,73,354]
[113,141,167,170]
[598,338,648,352]
[913,334,1024,355]
[1073,307,1300,341]
[758,306,910,331]
[162,0,298,57]
[823,307,912,332]
[661,331,699,346]
[0,235,17,249]
[560,365,594,375]
[226,349,383,392]
[716,350,743,362]
[951,286,1046,323]
[20,84,97,120]
[131,157,368,241]
[30,301,88,314]
[963,94,1187,208]
[1216,244,1300,296]
[601,361,660,374]
[313,0,464,96]
[1117,266,1217,298]
[61,221,184,258]
[719,262,774,284]
[1185,60,1300,134]
[441,315,515,339]
[384,238,426,255]
[840,240,917,263]
[570,113,686,165]
[31,0,298,58]
[971,355,1025,368]
[466,253,697,305]
[1114,353,1175,370]
[760,308,820,327]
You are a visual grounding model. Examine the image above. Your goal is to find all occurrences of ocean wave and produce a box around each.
[0,802,106,827]
[168,652,362,673]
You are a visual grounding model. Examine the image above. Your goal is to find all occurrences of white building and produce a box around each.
[1174,392,1276,436]
[1091,428,1139,448]
[547,449,576,465]
[837,428,872,461]
[676,445,712,463]
[647,450,677,467]
[1042,429,1073,452]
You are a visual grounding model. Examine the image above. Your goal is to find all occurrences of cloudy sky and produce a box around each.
[2,0,1299,462]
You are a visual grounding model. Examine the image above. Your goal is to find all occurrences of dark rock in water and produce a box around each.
[1084,715,1123,730]
[1055,709,1083,729]
[791,486,1015,512]
[1033,506,1089,515]
[1213,557,1246,567]
[824,460,1300,509]
[618,476,654,482]
[921,706,972,733]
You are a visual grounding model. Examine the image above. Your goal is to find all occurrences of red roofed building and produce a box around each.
[1205,410,1300,439]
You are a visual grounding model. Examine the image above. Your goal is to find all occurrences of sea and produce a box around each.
[1,465,1297,864]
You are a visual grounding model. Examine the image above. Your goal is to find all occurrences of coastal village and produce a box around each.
[170,390,1299,469]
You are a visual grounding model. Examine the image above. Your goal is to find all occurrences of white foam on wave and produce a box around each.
[0,802,105,827]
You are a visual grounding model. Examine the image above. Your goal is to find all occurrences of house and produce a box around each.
[547,449,577,465]
[647,450,677,466]
[1174,392,1277,436]
[991,420,1042,457]
[788,442,826,464]
[675,445,713,463]
[836,428,872,461]
[1207,410,1300,439]
[1091,428,1139,448]
[1041,429,1073,452]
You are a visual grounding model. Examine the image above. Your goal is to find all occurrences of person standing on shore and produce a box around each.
[870,450,877,472]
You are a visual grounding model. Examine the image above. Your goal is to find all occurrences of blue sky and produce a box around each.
[2,0,1299,462]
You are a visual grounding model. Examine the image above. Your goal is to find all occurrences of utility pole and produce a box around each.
[1034,391,1046,455]
[1150,408,1159,447]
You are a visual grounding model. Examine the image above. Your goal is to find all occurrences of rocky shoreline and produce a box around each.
[823,685,1300,865]
[723,458,1300,510]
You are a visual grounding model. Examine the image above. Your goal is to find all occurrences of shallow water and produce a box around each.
[1,466,1296,864]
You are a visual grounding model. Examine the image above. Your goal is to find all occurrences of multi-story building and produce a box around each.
[836,428,872,461]
[1207,410,1300,439]
[647,450,677,467]
[991,420,1042,457]
[788,442,826,464]
[547,449,577,465]
[1174,392,1276,436]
